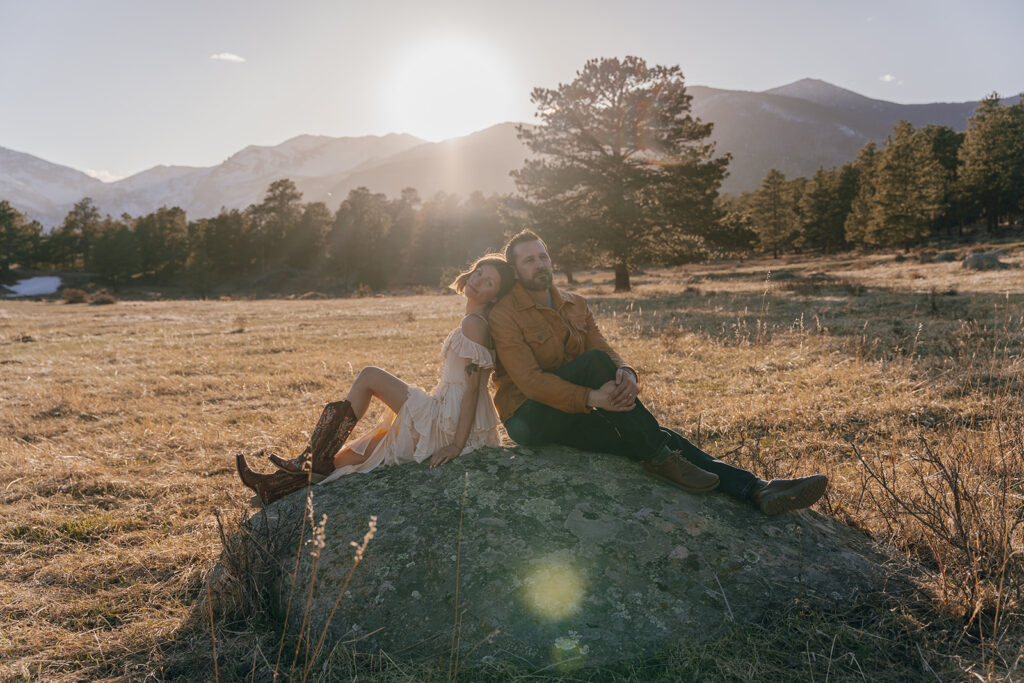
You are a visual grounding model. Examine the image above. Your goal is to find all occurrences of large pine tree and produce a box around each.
[958,95,1024,233]
[513,56,729,291]
[865,121,946,249]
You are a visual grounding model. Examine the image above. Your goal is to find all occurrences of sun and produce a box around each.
[381,37,521,141]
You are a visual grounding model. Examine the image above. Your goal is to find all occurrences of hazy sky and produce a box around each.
[1,0,1021,181]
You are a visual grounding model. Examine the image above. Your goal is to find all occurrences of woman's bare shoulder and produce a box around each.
[460,314,491,346]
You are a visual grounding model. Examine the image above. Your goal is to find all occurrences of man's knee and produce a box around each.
[504,415,538,445]
[574,349,617,385]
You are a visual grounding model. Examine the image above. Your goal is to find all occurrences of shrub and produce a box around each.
[353,283,372,298]
[89,290,116,305]
[62,288,88,304]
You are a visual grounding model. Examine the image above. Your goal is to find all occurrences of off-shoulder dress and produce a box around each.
[319,322,501,483]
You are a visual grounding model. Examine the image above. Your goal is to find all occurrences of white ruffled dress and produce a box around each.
[319,325,501,483]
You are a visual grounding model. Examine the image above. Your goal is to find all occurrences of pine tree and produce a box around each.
[799,166,856,252]
[865,121,945,249]
[843,143,879,246]
[50,197,101,270]
[748,169,795,258]
[327,187,393,291]
[514,56,729,291]
[0,201,41,275]
[249,179,303,273]
[958,95,1024,233]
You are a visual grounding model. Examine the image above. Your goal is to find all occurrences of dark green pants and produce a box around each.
[503,349,763,500]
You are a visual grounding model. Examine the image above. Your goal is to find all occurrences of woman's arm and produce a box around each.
[429,317,492,468]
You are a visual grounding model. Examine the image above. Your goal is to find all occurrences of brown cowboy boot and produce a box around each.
[308,399,358,475]
[269,400,358,475]
[751,474,828,515]
[268,445,311,474]
[236,453,310,505]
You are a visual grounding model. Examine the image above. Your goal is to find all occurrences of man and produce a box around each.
[488,230,827,515]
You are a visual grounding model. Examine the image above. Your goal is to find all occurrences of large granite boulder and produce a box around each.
[246,445,888,670]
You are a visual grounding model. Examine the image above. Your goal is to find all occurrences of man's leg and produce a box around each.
[505,350,651,454]
[659,428,764,501]
[504,351,717,492]
[504,350,826,512]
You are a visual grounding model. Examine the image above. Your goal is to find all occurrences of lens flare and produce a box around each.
[521,557,584,621]
[551,632,589,672]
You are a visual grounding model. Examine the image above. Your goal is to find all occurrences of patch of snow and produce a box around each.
[4,276,62,297]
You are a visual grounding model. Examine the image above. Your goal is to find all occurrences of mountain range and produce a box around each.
[1,79,1018,228]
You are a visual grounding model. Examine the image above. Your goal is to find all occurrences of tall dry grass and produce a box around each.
[1,246,1022,679]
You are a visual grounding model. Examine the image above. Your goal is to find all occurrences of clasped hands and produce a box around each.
[588,368,639,412]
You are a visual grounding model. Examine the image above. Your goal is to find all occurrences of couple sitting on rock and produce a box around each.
[237,230,827,516]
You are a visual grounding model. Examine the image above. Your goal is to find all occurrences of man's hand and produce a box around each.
[608,368,639,410]
[587,379,634,412]
[429,444,461,468]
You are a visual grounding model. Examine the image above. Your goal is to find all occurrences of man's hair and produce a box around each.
[503,229,547,264]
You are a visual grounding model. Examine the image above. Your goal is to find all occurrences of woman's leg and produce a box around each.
[332,367,410,469]
[344,366,410,417]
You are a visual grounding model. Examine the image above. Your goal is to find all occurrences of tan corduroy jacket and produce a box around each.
[490,282,634,421]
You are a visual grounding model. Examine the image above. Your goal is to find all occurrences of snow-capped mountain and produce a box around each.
[0,147,105,226]
[1,79,1017,227]
[1,133,428,227]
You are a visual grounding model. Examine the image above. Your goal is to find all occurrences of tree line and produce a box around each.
[0,184,517,294]
[733,94,1024,256]
[2,58,1022,294]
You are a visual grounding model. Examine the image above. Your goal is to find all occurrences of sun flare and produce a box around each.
[521,557,585,621]
[382,36,521,141]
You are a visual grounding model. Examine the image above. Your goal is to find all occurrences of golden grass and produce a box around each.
[1,248,1022,680]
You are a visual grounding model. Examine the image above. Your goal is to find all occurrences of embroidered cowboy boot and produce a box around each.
[236,453,310,505]
[269,399,358,475]
[267,445,311,474]
[308,399,358,475]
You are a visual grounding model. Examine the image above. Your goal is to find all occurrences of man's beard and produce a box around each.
[519,268,552,291]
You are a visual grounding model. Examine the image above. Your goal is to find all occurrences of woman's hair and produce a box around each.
[449,253,516,302]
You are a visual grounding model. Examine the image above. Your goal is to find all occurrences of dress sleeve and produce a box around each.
[447,329,495,368]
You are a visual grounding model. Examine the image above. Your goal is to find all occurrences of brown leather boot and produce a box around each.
[308,399,358,475]
[643,452,719,493]
[236,453,311,505]
[268,400,359,475]
[268,445,311,473]
[751,474,828,515]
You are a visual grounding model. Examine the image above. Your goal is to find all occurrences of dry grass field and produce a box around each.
[2,248,1023,680]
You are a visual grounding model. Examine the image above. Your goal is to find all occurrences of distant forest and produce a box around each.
[731,94,1024,257]
[1,92,1022,296]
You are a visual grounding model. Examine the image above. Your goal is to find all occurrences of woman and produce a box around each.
[236,254,515,504]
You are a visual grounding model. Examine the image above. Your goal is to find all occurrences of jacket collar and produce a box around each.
[509,282,567,311]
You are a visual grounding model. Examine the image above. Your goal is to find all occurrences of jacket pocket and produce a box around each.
[523,325,559,369]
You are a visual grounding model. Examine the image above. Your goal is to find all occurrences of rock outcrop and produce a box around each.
[962,251,1009,270]
[246,445,888,670]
